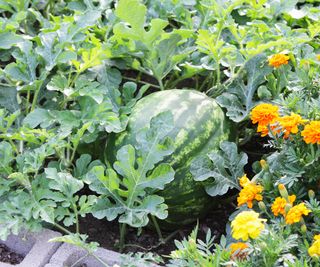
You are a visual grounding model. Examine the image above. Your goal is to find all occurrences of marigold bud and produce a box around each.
[284,203,291,214]
[260,159,268,170]
[258,201,267,212]
[278,184,289,199]
[301,224,307,234]
[309,190,315,200]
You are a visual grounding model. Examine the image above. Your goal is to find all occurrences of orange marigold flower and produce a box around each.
[257,123,281,137]
[230,242,249,260]
[285,203,311,225]
[271,195,296,216]
[268,54,290,68]
[237,178,263,209]
[277,113,305,138]
[257,124,270,137]
[230,242,248,254]
[251,103,279,126]
[301,121,320,144]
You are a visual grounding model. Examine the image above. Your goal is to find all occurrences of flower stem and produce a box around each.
[119,223,127,252]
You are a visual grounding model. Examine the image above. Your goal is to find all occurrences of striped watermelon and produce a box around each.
[105,89,231,227]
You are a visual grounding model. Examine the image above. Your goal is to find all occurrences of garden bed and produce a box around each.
[0,244,23,265]
[1,0,320,266]
[76,201,235,256]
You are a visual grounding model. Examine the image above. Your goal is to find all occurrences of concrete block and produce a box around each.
[0,228,62,267]
[45,243,160,267]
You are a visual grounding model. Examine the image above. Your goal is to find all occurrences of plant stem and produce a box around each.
[67,137,71,163]
[123,76,161,89]
[8,140,19,154]
[158,78,165,90]
[26,88,30,113]
[119,223,127,252]
[151,215,164,243]
[124,230,179,251]
[19,140,24,154]
[53,223,73,235]
[92,254,111,267]
[215,62,221,85]
[30,83,41,112]
[310,144,315,159]
[276,69,282,97]
[200,73,212,92]
[73,204,80,234]
[70,253,89,267]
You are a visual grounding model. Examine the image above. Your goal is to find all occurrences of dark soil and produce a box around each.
[0,244,24,265]
[77,200,235,258]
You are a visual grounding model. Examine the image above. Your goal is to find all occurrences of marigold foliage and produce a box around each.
[271,195,296,217]
[268,54,290,68]
[231,210,266,241]
[301,121,320,144]
[285,203,311,225]
[308,235,320,257]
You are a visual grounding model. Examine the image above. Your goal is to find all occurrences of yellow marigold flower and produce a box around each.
[271,195,296,217]
[301,121,320,144]
[268,54,290,68]
[238,176,263,209]
[285,203,311,225]
[231,210,266,241]
[251,103,279,126]
[239,174,250,187]
[277,113,305,138]
[309,235,320,257]
[316,55,320,61]
[237,183,264,208]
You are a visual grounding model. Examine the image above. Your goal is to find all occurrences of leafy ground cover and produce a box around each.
[0,0,320,266]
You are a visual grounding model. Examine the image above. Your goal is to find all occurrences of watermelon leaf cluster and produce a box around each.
[87,111,175,227]
[190,141,246,196]
[217,55,273,122]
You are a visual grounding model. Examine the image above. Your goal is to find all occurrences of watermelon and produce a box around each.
[105,89,231,227]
